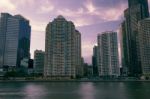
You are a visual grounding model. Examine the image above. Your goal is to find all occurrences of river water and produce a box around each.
[0,82,150,99]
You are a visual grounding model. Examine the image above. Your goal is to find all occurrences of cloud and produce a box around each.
[56,8,96,27]
[0,0,138,64]
[74,17,92,27]
[30,20,46,31]
[55,0,127,27]
[11,0,36,7]
[37,0,54,14]
[38,6,54,13]
[95,3,126,21]
[84,0,127,21]
[84,0,96,13]
[57,8,84,17]
[0,0,16,11]
[92,0,127,8]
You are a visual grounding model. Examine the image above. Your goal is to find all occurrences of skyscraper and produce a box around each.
[138,18,150,76]
[0,13,31,70]
[0,13,12,71]
[97,32,120,77]
[34,50,45,75]
[128,0,149,17]
[119,21,129,76]
[123,0,149,76]
[74,30,83,78]
[92,46,98,76]
[44,15,81,78]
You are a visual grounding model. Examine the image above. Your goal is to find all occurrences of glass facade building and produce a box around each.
[0,13,31,70]
[123,0,149,76]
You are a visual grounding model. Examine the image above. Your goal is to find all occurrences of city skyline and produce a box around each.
[1,0,150,64]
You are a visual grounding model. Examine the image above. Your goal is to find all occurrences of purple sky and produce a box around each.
[0,0,150,64]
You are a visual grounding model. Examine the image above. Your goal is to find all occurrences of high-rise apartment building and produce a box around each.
[97,32,119,77]
[138,18,150,75]
[0,13,31,70]
[44,15,81,78]
[34,50,45,75]
[74,30,83,77]
[123,0,149,76]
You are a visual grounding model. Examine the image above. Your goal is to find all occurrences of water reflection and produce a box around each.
[22,83,47,99]
[23,82,80,99]
[123,82,150,99]
[78,82,95,99]
[0,82,150,99]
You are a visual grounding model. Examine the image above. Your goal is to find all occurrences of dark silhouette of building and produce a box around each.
[92,46,98,76]
[122,0,149,76]
[28,59,34,69]
[83,63,93,77]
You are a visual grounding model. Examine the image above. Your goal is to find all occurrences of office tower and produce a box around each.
[0,13,31,70]
[34,50,45,75]
[97,32,119,77]
[92,46,98,76]
[128,0,149,17]
[0,13,11,71]
[123,0,149,76]
[119,21,129,76]
[138,18,150,75]
[44,15,81,78]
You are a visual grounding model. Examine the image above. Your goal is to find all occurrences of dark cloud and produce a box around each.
[92,0,127,8]
[50,0,85,10]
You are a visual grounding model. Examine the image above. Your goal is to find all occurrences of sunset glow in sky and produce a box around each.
[0,0,150,64]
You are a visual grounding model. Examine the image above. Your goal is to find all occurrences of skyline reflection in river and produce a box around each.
[0,82,150,99]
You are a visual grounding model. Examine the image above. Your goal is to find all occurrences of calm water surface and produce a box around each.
[0,82,150,99]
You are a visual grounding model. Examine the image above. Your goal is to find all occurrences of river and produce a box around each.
[0,82,150,99]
